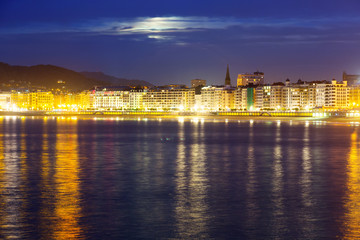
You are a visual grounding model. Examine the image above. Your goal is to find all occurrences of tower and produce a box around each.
[225,64,231,86]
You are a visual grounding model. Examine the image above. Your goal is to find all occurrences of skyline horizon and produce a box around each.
[0,60,354,87]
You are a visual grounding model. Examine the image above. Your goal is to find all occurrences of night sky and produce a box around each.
[1,0,360,86]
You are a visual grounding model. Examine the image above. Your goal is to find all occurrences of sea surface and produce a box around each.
[0,116,359,239]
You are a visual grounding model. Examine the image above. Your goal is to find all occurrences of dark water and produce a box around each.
[0,116,359,239]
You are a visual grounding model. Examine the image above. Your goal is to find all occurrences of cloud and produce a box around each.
[2,16,359,35]
[93,16,360,35]
[109,16,239,34]
[147,35,175,40]
[1,16,360,45]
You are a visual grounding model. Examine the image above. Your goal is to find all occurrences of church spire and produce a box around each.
[225,64,231,86]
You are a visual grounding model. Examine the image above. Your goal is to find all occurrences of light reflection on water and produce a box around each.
[343,130,360,239]
[53,118,82,239]
[245,119,257,238]
[0,117,359,238]
[175,119,210,239]
[271,120,285,238]
[1,117,23,239]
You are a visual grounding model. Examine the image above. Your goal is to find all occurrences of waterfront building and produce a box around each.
[142,87,194,111]
[129,90,145,110]
[28,91,54,110]
[254,86,264,110]
[324,80,349,109]
[194,94,202,111]
[234,88,243,110]
[262,85,271,109]
[11,91,29,110]
[245,87,256,110]
[224,88,235,110]
[0,71,354,112]
[308,82,327,108]
[299,85,310,110]
[54,92,79,110]
[282,83,310,110]
[0,92,12,110]
[314,83,325,108]
[77,91,93,110]
[349,85,360,108]
[281,85,292,110]
[300,81,327,109]
[236,85,270,111]
[93,86,133,110]
[200,86,234,111]
[308,84,316,108]
[237,71,264,87]
[89,86,195,111]
[200,86,225,111]
[270,84,283,110]
[241,88,248,110]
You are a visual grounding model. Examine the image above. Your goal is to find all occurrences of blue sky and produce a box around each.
[1,0,360,85]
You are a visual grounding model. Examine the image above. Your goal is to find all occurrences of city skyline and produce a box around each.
[1,0,360,85]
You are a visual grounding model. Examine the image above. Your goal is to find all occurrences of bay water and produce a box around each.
[0,116,359,239]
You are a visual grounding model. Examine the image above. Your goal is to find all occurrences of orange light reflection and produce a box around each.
[53,118,83,239]
[343,130,360,239]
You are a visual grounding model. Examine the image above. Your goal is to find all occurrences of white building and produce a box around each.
[0,92,11,110]
[324,80,349,109]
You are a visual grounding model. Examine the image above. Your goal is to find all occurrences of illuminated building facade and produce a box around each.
[234,88,243,110]
[350,85,360,108]
[241,88,248,110]
[0,93,11,110]
[11,92,29,110]
[200,86,234,111]
[93,87,134,110]
[270,85,283,110]
[254,85,271,110]
[200,86,223,111]
[142,88,194,111]
[77,91,93,110]
[245,87,255,110]
[282,84,310,110]
[12,91,56,110]
[1,76,358,112]
[54,93,79,110]
[324,80,349,109]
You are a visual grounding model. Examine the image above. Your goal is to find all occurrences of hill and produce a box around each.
[0,62,153,91]
[80,71,153,87]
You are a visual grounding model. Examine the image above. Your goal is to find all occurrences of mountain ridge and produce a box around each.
[0,62,153,91]
[80,71,153,87]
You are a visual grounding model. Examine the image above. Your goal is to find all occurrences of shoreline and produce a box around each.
[1,112,359,124]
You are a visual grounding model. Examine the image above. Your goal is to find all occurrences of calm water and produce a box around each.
[0,116,359,239]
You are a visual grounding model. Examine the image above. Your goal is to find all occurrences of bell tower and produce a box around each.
[225,64,231,86]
